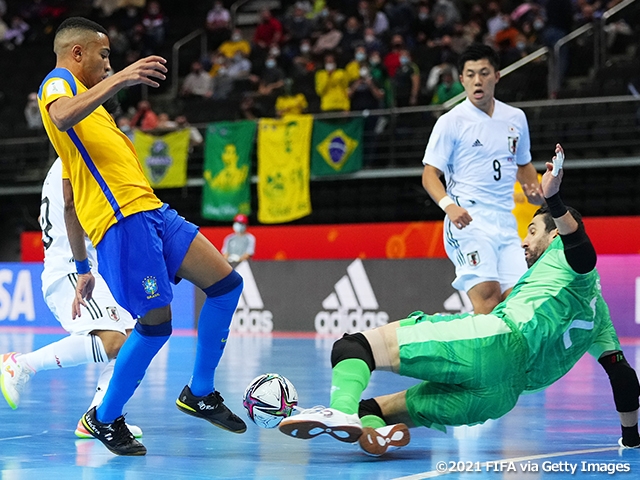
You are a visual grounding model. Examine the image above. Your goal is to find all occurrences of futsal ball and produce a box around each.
[243,373,298,429]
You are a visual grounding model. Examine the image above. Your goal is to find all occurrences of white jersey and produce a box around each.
[40,158,98,295]
[422,98,531,212]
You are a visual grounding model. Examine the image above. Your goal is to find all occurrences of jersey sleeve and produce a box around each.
[422,114,455,171]
[515,109,532,166]
[588,316,622,360]
[39,77,74,110]
[246,234,256,256]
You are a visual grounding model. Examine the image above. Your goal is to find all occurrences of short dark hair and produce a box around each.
[458,43,500,73]
[533,204,584,232]
[55,17,108,39]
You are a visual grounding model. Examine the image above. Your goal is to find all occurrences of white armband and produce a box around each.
[438,196,455,211]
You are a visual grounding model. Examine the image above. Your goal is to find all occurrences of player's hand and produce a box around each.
[541,143,565,199]
[522,182,545,205]
[119,56,167,88]
[72,272,95,319]
[445,204,473,229]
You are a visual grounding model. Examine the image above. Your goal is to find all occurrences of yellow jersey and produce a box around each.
[38,68,163,246]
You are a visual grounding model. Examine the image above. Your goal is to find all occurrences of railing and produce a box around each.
[171,29,208,98]
[230,0,254,28]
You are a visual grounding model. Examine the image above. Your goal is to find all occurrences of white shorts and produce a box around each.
[443,206,527,294]
[44,272,136,336]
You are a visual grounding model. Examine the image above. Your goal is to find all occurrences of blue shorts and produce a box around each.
[96,204,199,318]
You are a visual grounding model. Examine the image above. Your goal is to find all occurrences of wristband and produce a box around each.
[438,196,455,211]
[544,192,568,218]
[75,258,90,274]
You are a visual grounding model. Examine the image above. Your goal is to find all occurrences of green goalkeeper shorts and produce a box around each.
[397,311,528,431]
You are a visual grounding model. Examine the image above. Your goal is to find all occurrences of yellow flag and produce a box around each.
[257,115,312,223]
[134,129,190,188]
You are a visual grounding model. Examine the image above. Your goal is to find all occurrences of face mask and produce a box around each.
[300,43,310,53]
[369,56,380,65]
[232,34,241,41]
[516,41,526,51]
[359,67,369,77]
[266,59,276,69]
[418,12,429,21]
[233,222,246,233]
[355,51,366,62]
[365,35,375,43]
[270,47,280,57]
[400,56,409,65]
[218,67,227,75]
[325,62,336,71]
[533,19,544,30]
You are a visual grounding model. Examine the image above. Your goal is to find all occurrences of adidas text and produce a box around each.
[231,262,274,333]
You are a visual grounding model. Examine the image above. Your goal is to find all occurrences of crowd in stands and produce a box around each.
[3,0,636,133]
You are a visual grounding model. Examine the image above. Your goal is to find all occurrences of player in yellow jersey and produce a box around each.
[37,17,246,456]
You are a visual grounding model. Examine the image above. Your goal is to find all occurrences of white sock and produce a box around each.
[19,334,108,372]
[89,360,115,409]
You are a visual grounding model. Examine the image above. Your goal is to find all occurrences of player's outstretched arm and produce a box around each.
[517,162,544,205]
[48,56,167,132]
[422,165,472,229]
[63,179,95,318]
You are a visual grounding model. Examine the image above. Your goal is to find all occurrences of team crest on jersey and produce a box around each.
[143,276,160,299]
[467,251,481,267]
[508,136,519,154]
[106,306,120,322]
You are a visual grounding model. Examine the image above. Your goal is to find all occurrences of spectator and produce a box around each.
[208,51,227,77]
[486,1,509,40]
[348,62,384,111]
[362,27,384,54]
[340,16,363,58]
[315,53,350,111]
[130,100,159,131]
[212,62,235,101]
[387,0,414,37]
[205,1,231,49]
[542,0,573,96]
[275,78,309,117]
[384,34,405,78]
[106,24,130,56]
[236,93,264,120]
[227,51,252,80]
[358,0,388,36]
[219,29,251,59]
[430,65,463,105]
[175,115,204,150]
[141,1,166,51]
[413,2,435,40]
[346,44,370,82]
[156,112,177,130]
[392,49,420,106]
[368,50,392,107]
[181,61,213,98]
[283,3,314,48]
[313,20,343,55]
[222,214,256,264]
[24,93,43,130]
[432,0,461,27]
[253,9,283,49]
[253,54,285,116]
[117,116,135,141]
[291,38,319,107]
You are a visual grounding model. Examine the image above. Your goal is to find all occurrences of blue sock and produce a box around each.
[189,270,243,397]
[96,322,172,423]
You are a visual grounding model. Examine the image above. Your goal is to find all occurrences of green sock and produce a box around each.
[329,358,371,415]
[361,414,386,429]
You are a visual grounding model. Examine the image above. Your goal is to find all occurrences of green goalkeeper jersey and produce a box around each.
[492,236,620,392]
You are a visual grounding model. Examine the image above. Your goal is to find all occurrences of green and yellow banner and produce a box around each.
[311,118,364,176]
[202,120,256,221]
[134,129,190,188]
[257,115,312,224]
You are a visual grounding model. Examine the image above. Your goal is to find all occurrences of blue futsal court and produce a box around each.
[0,330,639,479]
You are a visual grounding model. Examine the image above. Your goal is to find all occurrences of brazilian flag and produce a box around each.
[311,118,364,176]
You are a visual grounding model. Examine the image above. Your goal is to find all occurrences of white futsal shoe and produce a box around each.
[358,423,411,456]
[1,352,34,409]
[279,406,363,443]
[75,418,143,439]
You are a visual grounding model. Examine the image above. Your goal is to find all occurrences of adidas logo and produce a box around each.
[472,139,483,147]
[232,262,273,333]
[314,259,389,334]
[443,290,473,313]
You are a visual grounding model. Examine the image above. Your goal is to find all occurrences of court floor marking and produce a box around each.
[392,445,621,479]
[0,431,48,442]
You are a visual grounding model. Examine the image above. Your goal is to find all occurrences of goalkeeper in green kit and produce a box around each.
[279,143,640,456]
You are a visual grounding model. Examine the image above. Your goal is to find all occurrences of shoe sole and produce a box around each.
[278,418,362,443]
[176,399,247,434]
[75,425,143,439]
[80,416,147,456]
[0,354,18,410]
[358,424,410,456]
